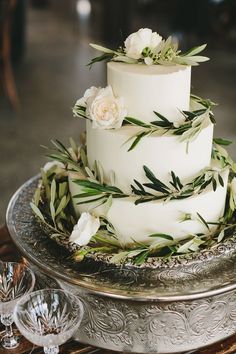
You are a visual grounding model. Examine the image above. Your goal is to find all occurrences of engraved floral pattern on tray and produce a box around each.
[65,289,236,353]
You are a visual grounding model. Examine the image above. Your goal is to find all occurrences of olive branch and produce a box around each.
[72,209,236,265]
[88,37,209,67]
[41,138,230,208]
[30,170,75,239]
[73,95,216,152]
[123,95,215,151]
[131,165,225,205]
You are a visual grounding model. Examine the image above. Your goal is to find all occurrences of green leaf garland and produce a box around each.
[88,36,209,67]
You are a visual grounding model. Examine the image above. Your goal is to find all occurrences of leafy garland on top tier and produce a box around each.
[88,28,209,67]
[30,138,236,265]
[73,94,215,152]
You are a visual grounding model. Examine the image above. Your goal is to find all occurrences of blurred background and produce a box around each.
[0,0,236,224]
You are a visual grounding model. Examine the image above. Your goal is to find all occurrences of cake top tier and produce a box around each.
[89,28,209,67]
[107,62,191,122]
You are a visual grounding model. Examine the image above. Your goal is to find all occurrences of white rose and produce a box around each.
[86,86,127,129]
[84,86,101,101]
[74,86,101,108]
[69,212,100,246]
[43,161,65,172]
[124,28,162,60]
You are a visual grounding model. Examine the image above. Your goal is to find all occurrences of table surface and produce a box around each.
[1,224,236,354]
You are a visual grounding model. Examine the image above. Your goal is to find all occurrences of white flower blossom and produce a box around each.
[124,28,162,60]
[73,86,101,109]
[86,86,127,129]
[69,212,100,246]
[74,85,127,129]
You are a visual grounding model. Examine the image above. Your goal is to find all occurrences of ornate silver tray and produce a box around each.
[6,176,236,353]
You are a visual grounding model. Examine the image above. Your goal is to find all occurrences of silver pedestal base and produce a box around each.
[57,280,236,354]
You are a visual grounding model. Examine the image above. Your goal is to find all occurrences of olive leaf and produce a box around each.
[30,202,45,222]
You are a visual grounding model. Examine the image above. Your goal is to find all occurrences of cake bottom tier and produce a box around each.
[69,168,229,245]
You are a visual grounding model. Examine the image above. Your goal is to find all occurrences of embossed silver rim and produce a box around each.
[6,175,236,302]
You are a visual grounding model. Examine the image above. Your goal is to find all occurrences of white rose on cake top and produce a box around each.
[124,28,162,61]
[69,212,100,246]
[89,28,209,66]
[73,85,127,129]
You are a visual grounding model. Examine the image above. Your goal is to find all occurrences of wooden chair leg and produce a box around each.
[2,56,20,111]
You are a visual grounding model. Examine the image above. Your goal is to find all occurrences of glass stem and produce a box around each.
[1,313,14,337]
[0,313,19,349]
[44,346,59,354]
[5,324,13,338]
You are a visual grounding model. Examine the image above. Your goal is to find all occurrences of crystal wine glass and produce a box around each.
[0,261,35,349]
[14,289,84,354]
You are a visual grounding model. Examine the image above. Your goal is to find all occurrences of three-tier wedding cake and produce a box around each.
[33,29,236,264]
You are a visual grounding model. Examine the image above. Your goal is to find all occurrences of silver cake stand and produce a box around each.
[6,176,236,354]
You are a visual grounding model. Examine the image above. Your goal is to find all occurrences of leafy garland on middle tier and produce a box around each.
[44,138,233,207]
[73,93,215,152]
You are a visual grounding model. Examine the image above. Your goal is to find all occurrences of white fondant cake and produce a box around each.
[107,62,191,122]
[86,120,214,191]
[68,29,231,250]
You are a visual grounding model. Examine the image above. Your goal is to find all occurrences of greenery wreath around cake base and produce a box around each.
[30,134,236,266]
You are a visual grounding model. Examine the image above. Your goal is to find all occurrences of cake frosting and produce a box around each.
[68,29,229,247]
[86,121,214,191]
[107,62,191,122]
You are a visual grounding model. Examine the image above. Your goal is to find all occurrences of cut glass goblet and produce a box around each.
[14,288,84,354]
[0,261,35,349]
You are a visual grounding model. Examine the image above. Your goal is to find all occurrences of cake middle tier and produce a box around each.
[69,166,229,246]
[86,121,214,192]
[107,62,191,122]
